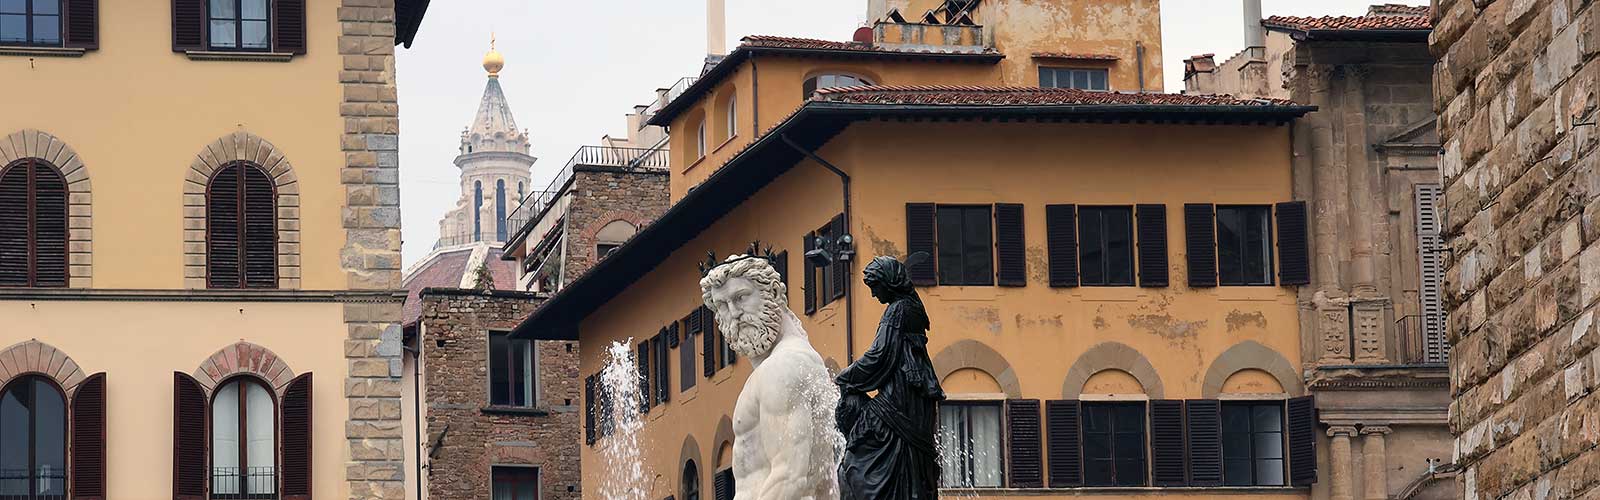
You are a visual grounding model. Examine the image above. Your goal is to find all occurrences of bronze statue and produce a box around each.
[835,254,945,499]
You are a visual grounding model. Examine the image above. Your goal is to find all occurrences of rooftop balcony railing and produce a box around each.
[642,76,698,121]
[505,145,669,239]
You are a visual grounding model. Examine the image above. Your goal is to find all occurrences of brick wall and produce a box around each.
[420,290,580,500]
[1432,0,1600,498]
[561,167,671,284]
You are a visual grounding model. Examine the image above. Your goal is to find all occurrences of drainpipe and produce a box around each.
[404,339,423,500]
[779,134,855,362]
[1135,42,1147,92]
[750,55,761,138]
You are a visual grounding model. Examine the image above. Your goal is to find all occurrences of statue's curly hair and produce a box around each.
[698,255,788,308]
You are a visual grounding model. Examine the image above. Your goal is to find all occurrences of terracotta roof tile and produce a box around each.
[1032,52,1120,61]
[1263,5,1431,33]
[811,86,1295,107]
[400,246,520,326]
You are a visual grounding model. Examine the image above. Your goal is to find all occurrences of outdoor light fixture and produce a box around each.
[805,233,855,267]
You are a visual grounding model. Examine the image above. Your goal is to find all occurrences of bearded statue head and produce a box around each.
[699,255,789,359]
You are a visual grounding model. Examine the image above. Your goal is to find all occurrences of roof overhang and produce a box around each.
[395,0,430,48]
[510,100,1315,340]
[1264,26,1431,42]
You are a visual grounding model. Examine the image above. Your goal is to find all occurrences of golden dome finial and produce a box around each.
[482,32,504,76]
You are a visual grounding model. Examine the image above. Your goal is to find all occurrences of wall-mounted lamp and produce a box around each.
[805,233,855,267]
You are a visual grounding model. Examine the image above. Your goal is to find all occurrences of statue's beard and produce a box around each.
[720,295,783,358]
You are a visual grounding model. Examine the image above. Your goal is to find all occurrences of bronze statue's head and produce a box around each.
[863,255,916,305]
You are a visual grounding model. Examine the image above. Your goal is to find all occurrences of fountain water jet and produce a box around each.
[597,340,646,500]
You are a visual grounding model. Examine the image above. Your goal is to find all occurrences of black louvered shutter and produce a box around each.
[995,203,1027,287]
[171,0,205,51]
[775,250,789,290]
[63,0,97,49]
[1006,399,1043,487]
[803,233,817,313]
[173,373,208,500]
[905,203,937,286]
[1184,204,1218,288]
[655,336,670,404]
[70,372,106,500]
[701,307,716,378]
[0,162,27,287]
[32,162,67,288]
[713,468,733,500]
[1149,400,1186,486]
[273,0,307,54]
[1136,204,1169,288]
[241,166,277,288]
[281,373,313,500]
[1276,201,1311,286]
[637,341,651,413]
[829,215,848,300]
[666,324,679,348]
[0,160,67,288]
[1045,205,1078,287]
[1185,399,1222,487]
[1045,400,1082,487]
[585,375,597,445]
[207,166,242,288]
[1287,396,1317,486]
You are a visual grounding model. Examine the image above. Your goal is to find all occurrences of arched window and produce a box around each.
[211,377,275,498]
[0,158,68,288]
[206,161,277,289]
[803,73,874,98]
[473,181,484,242]
[595,220,637,259]
[517,181,525,200]
[681,460,701,500]
[696,121,707,159]
[0,375,67,499]
[496,179,508,241]
[725,94,738,141]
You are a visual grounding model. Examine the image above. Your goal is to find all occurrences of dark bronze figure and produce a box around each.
[835,254,945,499]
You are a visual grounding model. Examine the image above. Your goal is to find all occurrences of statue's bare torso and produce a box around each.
[730,313,839,500]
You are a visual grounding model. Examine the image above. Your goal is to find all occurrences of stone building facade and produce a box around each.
[1185,5,1456,500]
[504,154,671,294]
[1432,0,1600,498]
[418,289,580,500]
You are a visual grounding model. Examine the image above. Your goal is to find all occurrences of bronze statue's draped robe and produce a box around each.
[835,296,945,499]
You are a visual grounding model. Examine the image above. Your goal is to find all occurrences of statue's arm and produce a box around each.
[835,315,901,392]
[757,365,817,500]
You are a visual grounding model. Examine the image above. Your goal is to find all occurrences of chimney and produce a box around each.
[707,0,727,56]
[1243,0,1264,48]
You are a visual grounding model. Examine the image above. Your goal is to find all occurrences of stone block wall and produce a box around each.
[421,290,580,500]
[561,167,671,284]
[1432,0,1600,498]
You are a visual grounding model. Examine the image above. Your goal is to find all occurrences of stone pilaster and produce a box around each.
[338,0,405,498]
[1328,426,1357,500]
[1360,426,1390,500]
[1352,300,1387,363]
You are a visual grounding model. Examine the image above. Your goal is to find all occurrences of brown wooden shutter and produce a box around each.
[1184,204,1218,288]
[281,373,313,500]
[63,0,98,49]
[171,0,205,51]
[31,161,68,288]
[172,372,208,500]
[1276,201,1311,286]
[0,160,68,288]
[1006,399,1043,487]
[1045,204,1078,287]
[905,203,937,286]
[241,166,277,288]
[774,250,789,290]
[829,214,848,300]
[713,468,734,500]
[0,162,28,287]
[1148,399,1186,486]
[701,306,716,378]
[1136,204,1168,288]
[584,375,597,445]
[637,340,651,413]
[995,203,1027,287]
[1184,399,1222,487]
[803,233,817,313]
[1045,400,1081,487]
[207,166,242,288]
[272,0,308,54]
[70,372,107,500]
[1287,396,1317,486]
[666,325,679,349]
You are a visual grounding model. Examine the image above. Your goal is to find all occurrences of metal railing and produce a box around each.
[505,145,669,236]
[1395,314,1449,365]
[642,76,699,120]
[0,468,66,500]
[210,466,278,499]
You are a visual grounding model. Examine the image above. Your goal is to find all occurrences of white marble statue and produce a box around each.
[700,254,844,500]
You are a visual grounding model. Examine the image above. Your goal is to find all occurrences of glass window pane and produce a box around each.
[210,20,238,48]
[1223,404,1250,432]
[241,0,266,19]
[1253,405,1282,431]
[245,382,275,493]
[0,0,23,14]
[1079,209,1105,285]
[1217,208,1244,284]
[517,339,535,407]
[1254,432,1284,459]
[1114,433,1143,458]
[0,382,29,496]
[1106,208,1133,285]
[1090,70,1108,90]
[212,382,241,495]
[209,0,236,18]
[937,207,963,285]
[1244,208,1267,283]
[490,333,509,405]
[33,379,65,494]
[31,13,56,43]
[970,405,1003,487]
[1223,432,1250,458]
[1084,433,1110,459]
[241,20,268,49]
[1115,459,1146,486]
[963,207,993,284]
[0,14,23,42]
[1114,404,1143,432]
[1082,405,1109,433]
[1256,458,1286,486]
[938,406,963,487]
[1224,459,1253,486]
[1084,460,1113,486]
[30,0,56,14]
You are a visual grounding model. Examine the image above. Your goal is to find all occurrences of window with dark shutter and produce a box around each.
[803,233,817,314]
[272,0,305,54]
[71,372,107,500]
[701,306,716,378]
[0,158,68,288]
[1045,400,1082,487]
[1185,399,1223,487]
[666,324,679,348]
[774,250,789,293]
[938,401,1004,488]
[1286,396,1316,486]
[1275,201,1310,286]
[1045,205,1079,288]
[1005,399,1042,487]
[655,336,670,404]
[584,375,597,445]
[936,205,994,286]
[1217,205,1274,286]
[712,468,734,500]
[207,162,277,289]
[905,203,937,286]
[679,317,697,392]
[281,373,313,500]
[1081,402,1146,487]
[829,214,847,300]
[637,341,651,413]
[173,372,208,500]
[1079,206,1134,286]
[0,0,65,47]
[172,0,206,51]
[1149,400,1185,486]
[995,204,1027,287]
[1184,204,1217,288]
[1136,204,1169,287]
[63,0,97,49]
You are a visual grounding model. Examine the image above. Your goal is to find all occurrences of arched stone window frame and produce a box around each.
[1201,341,1304,398]
[1,130,92,287]
[678,436,703,500]
[192,341,298,395]
[0,340,106,497]
[1060,342,1166,399]
[184,132,300,290]
[930,339,1022,398]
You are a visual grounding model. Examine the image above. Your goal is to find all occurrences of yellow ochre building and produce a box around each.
[507,1,1326,499]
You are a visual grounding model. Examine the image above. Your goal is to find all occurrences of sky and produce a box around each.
[396,0,1389,266]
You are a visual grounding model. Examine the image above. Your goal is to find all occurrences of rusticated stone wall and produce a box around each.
[1433,0,1600,498]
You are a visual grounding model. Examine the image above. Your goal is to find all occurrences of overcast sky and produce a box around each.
[396,0,1389,266]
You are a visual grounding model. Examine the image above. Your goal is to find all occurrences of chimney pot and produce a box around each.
[1243,0,1264,48]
